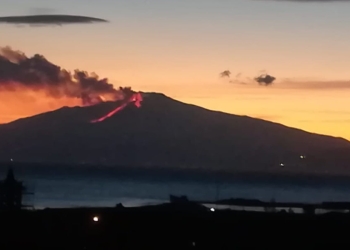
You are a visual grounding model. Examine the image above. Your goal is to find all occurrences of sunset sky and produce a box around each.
[1,0,350,139]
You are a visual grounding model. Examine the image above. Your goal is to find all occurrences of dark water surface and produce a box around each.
[1,164,350,209]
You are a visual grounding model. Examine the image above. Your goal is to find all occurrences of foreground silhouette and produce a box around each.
[0,168,25,210]
[0,201,349,249]
[0,169,348,249]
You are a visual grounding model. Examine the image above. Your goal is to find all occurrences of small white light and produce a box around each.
[93,216,99,222]
[10,158,13,162]
[280,163,284,167]
[210,208,215,212]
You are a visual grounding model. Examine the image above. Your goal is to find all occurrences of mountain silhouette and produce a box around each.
[0,92,349,174]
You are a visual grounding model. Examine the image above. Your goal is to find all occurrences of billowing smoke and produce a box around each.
[254,74,276,86]
[0,46,133,106]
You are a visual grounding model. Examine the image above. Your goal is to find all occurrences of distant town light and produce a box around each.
[210,208,215,212]
[93,216,99,222]
[300,155,306,159]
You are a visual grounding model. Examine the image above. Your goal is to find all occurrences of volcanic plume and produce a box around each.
[0,46,141,123]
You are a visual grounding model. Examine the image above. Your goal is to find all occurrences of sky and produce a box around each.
[1,0,350,139]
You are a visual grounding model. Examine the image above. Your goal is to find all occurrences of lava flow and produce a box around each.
[90,92,143,123]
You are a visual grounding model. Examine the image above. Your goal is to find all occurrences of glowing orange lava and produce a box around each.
[90,92,143,123]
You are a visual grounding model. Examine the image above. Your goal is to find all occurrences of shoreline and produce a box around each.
[2,162,350,182]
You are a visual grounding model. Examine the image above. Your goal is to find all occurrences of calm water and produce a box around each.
[2,165,350,209]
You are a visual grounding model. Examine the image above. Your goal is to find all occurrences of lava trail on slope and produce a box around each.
[90,92,143,123]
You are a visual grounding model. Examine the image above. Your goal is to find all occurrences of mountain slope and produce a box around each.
[0,93,349,174]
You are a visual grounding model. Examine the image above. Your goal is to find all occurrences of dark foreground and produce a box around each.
[1,202,350,249]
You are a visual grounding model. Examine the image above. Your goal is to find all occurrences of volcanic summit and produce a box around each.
[0,92,349,175]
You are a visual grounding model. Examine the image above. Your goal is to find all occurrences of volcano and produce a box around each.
[0,92,350,175]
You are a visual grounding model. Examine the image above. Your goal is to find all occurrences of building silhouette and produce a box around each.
[0,167,30,210]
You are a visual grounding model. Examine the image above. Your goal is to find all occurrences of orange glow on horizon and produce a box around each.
[0,90,81,123]
[0,78,349,141]
[1,83,350,141]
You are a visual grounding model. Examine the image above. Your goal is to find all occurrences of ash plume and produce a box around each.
[0,15,108,26]
[0,46,133,105]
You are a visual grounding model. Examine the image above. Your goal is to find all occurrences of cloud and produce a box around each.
[254,74,276,86]
[287,109,350,115]
[277,80,350,90]
[229,72,249,85]
[219,70,349,90]
[299,119,350,123]
[220,70,231,78]
[0,14,108,26]
[220,70,276,86]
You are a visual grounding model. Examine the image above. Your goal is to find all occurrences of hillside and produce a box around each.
[0,93,349,174]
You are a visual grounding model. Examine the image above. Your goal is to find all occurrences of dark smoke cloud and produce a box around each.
[0,15,108,26]
[254,74,276,86]
[0,46,132,105]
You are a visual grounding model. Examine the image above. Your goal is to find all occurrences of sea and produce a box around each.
[1,165,350,210]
